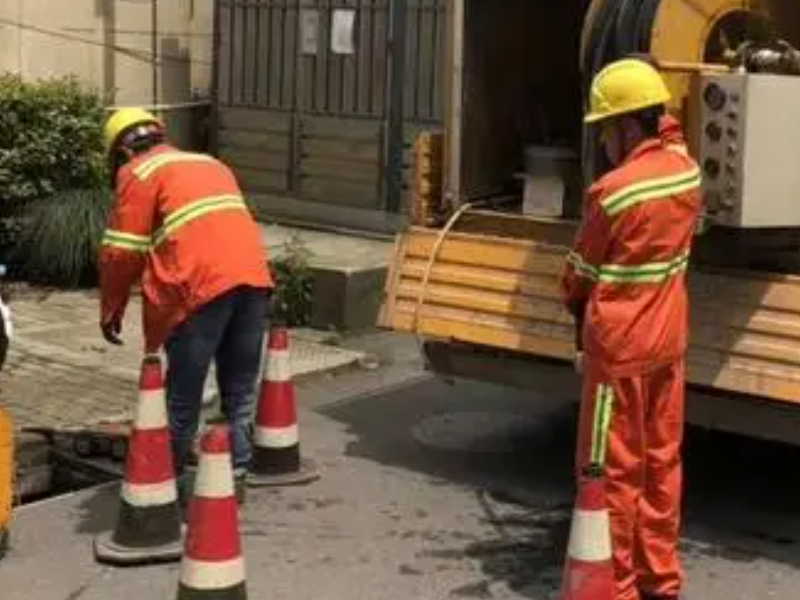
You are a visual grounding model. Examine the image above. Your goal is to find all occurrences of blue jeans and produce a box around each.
[165,286,268,474]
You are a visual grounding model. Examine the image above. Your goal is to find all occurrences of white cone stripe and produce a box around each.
[194,453,235,498]
[135,389,168,429]
[566,509,612,562]
[121,479,178,506]
[264,349,291,382]
[254,424,298,448]
[180,556,245,589]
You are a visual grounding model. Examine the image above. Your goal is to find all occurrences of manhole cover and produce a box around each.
[411,411,545,454]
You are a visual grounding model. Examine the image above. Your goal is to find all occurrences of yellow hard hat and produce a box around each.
[585,58,671,124]
[103,107,163,155]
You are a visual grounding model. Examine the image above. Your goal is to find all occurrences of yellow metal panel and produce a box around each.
[396,280,572,324]
[391,300,574,359]
[650,0,769,114]
[688,348,800,403]
[405,228,567,275]
[380,222,800,404]
[400,258,562,300]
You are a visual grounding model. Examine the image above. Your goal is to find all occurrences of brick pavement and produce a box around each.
[1,290,364,431]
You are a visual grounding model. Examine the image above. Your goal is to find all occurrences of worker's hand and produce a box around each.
[101,314,124,346]
[574,351,585,375]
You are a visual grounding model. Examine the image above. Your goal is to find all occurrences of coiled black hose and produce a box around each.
[582,0,662,180]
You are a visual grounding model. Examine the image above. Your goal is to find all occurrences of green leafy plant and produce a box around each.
[270,235,314,327]
[0,74,107,208]
[13,188,113,288]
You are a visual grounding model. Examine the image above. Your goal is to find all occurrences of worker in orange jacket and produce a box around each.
[561,58,702,600]
[99,109,274,496]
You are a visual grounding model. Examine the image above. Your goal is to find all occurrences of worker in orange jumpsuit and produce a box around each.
[561,58,702,600]
[99,109,274,499]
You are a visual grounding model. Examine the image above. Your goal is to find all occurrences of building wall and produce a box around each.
[0,0,213,107]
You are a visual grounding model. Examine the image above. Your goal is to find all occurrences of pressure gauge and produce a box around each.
[703,158,721,179]
[705,121,722,142]
[703,83,727,112]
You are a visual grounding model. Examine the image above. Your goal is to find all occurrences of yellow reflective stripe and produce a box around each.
[133,152,216,181]
[101,229,151,253]
[152,194,247,246]
[590,384,614,467]
[597,385,614,466]
[601,167,701,217]
[567,251,599,281]
[598,252,689,284]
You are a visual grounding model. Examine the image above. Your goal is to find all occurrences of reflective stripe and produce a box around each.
[598,252,689,284]
[133,152,216,181]
[152,194,247,246]
[566,251,599,281]
[590,384,614,466]
[101,229,150,253]
[601,167,701,217]
[102,195,248,253]
[567,508,613,562]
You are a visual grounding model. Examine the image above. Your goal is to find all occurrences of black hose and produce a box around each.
[635,0,662,51]
[582,0,663,180]
[615,0,643,56]
[583,0,626,102]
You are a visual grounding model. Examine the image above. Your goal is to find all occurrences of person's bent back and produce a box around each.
[101,141,271,353]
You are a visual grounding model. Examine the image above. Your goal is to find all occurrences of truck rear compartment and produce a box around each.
[378,0,800,440]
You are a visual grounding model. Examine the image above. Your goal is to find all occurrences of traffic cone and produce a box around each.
[177,425,246,600]
[94,355,183,565]
[247,325,318,487]
[559,466,615,600]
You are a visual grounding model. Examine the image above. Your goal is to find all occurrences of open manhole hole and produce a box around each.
[411,411,553,454]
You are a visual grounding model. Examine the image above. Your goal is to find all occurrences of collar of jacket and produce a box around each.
[622,137,662,166]
[129,143,174,165]
[115,143,174,187]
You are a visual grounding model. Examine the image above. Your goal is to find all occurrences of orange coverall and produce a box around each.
[561,118,702,600]
[99,144,273,352]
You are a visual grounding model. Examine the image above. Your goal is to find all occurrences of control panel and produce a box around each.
[694,73,800,227]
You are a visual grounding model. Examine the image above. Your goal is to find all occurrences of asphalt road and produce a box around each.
[4,333,800,599]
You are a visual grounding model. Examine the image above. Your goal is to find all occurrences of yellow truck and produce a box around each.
[379,0,800,446]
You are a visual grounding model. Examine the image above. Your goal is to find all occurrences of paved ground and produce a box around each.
[2,290,364,431]
[262,223,392,272]
[4,331,800,599]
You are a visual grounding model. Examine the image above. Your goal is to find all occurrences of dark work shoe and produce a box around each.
[234,470,247,506]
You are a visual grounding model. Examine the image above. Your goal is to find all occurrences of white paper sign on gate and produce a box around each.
[300,9,320,55]
[331,9,356,55]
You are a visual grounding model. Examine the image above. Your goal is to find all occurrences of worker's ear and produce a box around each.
[620,116,645,151]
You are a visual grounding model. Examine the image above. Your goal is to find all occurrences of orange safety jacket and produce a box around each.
[99,144,273,353]
[561,119,702,377]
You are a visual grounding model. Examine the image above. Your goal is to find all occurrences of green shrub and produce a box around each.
[13,188,113,288]
[0,74,107,208]
[271,235,314,327]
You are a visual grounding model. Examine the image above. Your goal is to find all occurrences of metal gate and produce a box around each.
[214,0,445,231]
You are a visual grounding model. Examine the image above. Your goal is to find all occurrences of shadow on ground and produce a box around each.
[72,482,120,536]
[320,375,800,598]
[320,376,576,598]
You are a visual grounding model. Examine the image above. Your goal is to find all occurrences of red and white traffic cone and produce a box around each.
[177,425,246,600]
[560,466,615,600]
[247,325,318,487]
[95,355,183,565]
